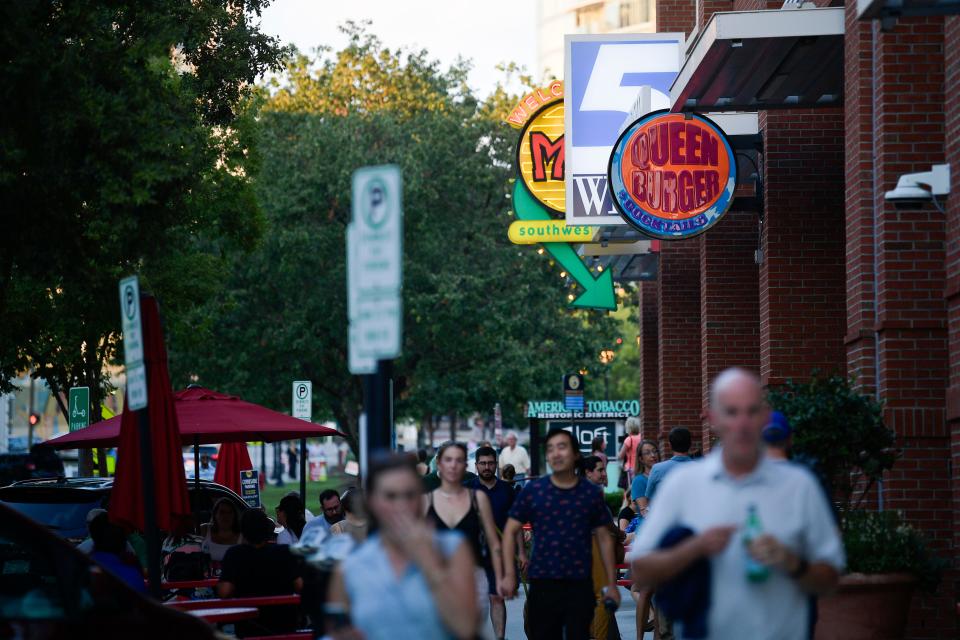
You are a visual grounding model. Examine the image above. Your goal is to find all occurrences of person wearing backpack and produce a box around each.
[424,441,504,640]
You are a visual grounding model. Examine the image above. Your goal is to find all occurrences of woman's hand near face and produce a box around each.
[382,509,438,568]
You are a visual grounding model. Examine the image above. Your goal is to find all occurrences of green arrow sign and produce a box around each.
[513,181,616,310]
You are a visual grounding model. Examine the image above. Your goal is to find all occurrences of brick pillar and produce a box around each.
[946,15,960,640]
[638,281,660,440]
[658,241,702,454]
[697,0,733,31]
[656,0,695,36]
[871,17,954,638]
[758,108,846,387]
[700,210,760,451]
[844,2,878,394]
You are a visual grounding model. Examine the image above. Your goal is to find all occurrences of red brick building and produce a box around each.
[640,1,959,636]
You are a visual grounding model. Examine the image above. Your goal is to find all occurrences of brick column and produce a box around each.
[700,210,760,451]
[698,0,733,31]
[656,0,695,35]
[658,241,702,453]
[758,108,847,387]
[844,2,878,394]
[638,281,660,439]
[871,17,954,637]
[946,15,960,640]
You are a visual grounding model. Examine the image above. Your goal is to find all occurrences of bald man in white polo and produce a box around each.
[629,368,844,640]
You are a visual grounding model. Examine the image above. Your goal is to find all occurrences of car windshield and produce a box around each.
[1,499,102,538]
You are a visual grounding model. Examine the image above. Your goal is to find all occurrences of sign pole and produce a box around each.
[363,360,393,458]
[137,406,161,599]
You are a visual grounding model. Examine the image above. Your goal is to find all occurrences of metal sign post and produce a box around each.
[292,381,311,505]
[118,277,160,599]
[348,165,403,469]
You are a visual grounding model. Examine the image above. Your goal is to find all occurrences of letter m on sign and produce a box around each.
[529,132,564,182]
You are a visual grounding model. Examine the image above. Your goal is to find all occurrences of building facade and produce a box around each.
[537,0,658,79]
[628,1,958,637]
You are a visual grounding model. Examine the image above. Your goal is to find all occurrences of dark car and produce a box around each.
[0,502,215,639]
[0,446,65,487]
[0,477,248,541]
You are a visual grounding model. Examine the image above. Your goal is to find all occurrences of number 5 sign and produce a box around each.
[564,34,683,226]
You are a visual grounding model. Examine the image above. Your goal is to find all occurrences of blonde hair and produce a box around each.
[625,417,641,436]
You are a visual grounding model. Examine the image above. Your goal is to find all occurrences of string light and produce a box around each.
[537,248,544,255]
[568,294,575,301]
[560,271,567,278]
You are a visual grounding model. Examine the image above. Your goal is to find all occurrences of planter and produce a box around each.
[815,572,918,640]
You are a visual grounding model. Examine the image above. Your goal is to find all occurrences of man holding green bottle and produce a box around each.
[627,368,845,640]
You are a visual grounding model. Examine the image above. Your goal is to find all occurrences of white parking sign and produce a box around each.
[293,381,312,421]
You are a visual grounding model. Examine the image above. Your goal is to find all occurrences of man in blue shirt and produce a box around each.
[645,427,693,503]
[466,445,525,640]
[501,429,620,640]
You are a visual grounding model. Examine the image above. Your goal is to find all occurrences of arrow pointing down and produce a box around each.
[512,181,617,311]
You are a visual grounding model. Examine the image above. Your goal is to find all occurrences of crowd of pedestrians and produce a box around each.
[78,366,846,640]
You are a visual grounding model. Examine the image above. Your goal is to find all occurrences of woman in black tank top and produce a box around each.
[424,442,504,638]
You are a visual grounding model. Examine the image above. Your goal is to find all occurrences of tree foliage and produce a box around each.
[170,25,619,449]
[0,1,284,419]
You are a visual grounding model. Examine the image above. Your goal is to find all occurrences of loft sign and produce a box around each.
[609,111,736,239]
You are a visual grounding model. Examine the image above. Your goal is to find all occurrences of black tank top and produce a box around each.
[426,490,486,567]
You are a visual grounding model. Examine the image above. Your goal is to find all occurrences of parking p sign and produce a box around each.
[293,381,312,421]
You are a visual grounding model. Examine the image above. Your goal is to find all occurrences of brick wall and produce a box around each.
[844,0,878,394]
[657,0,695,35]
[839,8,956,636]
[638,281,660,439]
[759,108,847,386]
[697,0,734,31]
[699,210,760,451]
[658,241,703,452]
[945,14,960,640]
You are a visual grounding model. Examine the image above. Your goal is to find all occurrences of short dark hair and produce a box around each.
[319,489,340,504]
[668,427,692,454]
[341,488,363,515]
[544,428,579,455]
[89,514,126,555]
[581,455,604,474]
[240,508,275,545]
[475,446,497,461]
[366,452,422,496]
[591,436,605,452]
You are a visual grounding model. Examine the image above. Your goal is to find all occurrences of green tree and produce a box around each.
[0,1,284,442]
[171,26,618,450]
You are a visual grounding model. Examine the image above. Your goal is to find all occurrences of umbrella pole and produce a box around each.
[193,436,200,492]
[137,408,162,599]
[299,438,306,509]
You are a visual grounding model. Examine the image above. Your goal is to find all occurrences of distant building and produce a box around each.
[537,0,656,81]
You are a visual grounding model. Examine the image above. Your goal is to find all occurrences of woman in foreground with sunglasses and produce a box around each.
[326,453,478,640]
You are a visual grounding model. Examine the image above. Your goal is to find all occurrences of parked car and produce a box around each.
[0,477,248,541]
[0,445,65,487]
[0,502,216,639]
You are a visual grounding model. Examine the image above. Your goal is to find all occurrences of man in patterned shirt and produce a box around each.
[500,428,620,640]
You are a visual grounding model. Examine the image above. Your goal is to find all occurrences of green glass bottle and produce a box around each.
[743,503,770,583]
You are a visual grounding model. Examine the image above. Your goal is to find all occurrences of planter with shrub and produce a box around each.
[767,374,944,640]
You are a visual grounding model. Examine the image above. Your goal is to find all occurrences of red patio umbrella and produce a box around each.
[44,387,342,449]
[213,441,254,496]
[109,296,191,534]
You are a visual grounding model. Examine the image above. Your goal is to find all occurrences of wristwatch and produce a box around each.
[789,557,809,579]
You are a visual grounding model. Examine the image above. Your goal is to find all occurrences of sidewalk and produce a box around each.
[501,586,653,640]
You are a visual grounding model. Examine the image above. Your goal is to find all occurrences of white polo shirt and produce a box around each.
[629,450,845,640]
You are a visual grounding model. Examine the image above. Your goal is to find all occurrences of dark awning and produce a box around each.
[670,7,844,113]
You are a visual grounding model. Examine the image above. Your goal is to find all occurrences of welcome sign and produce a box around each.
[608,111,736,239]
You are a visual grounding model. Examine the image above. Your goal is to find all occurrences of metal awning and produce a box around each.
[670,7,844,113]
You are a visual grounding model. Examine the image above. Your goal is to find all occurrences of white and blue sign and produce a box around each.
[564,34,683,226]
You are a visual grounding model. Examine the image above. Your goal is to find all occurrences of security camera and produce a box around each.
[884,164,950,202]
